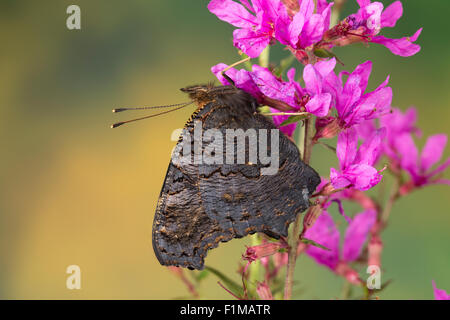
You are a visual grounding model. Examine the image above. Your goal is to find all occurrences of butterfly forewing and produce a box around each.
[152,86,320,270]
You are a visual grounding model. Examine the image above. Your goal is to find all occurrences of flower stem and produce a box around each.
[381,176,400,223]
[303,118,314,164]
[247,47,271,289]
[284,117,315,300]
[284,208,303,300]
[248,234,261,287]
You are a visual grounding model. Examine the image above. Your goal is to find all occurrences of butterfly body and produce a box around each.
[152,85,320,270]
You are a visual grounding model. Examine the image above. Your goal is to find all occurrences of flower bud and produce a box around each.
[313,117,342,142]
[242,241,287,262]
[256,281,274,300]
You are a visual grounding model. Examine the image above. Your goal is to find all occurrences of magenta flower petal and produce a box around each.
[211,63,239,85]
[371,28,422,57]
[336,127,358,170]
[380,1,403,28]
[250,65,293,101]
[299,0,315,19]
[332,126,385,190]
[347,86,392,125]
[420,134,448,173]
[339,72,362,118]
[355,128,386,166]
[330,167,352,189]
[211,63,263,100]
[257,0,285,22]
[304,211,340,270]
[428,157,450,178]
[208,0,257,28]
[394,132,419,176]
[299,13,325,48]
[432,280,450,300]
[342,209,377,262]
[233,27,272,58]
[314,58,337,79]
[381,107,419,138]
[306,93,331,117]
[341,163,383,191]
[357,0,371,7]
[303,64,323,94]
[286,11,305,47]
[360,2,384,35]
[350,60,372,95]
[320,2,333,31]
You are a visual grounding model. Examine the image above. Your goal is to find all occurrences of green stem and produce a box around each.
[381,176,400,224]
[283,209,303,300]
[340,280,352,300]
[303,118,314,165]
[247,46,271,289]
[248,234,261,286]
[284,120,310,300]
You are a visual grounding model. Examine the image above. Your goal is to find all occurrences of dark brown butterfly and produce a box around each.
[148,84,321,270]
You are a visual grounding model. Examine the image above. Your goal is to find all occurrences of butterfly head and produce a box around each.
[181,84,258,113]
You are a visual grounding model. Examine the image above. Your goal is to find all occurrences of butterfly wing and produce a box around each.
[153,91,320,269]
[152,161,233,270]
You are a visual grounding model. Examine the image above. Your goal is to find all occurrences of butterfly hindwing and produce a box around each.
[152,162,233,270]
[152,87,320,269]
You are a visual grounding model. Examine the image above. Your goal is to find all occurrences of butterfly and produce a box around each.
[148,84,321,270]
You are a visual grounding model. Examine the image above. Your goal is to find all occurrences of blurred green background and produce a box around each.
[0,0,448,299]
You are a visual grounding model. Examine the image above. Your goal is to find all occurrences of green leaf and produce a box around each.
[313,48,344,65]
[279,114,309,127]
[204,266,244,297]
[301,237,331,251]
[193,270,209,283]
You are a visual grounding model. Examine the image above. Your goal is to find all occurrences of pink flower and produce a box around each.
[211,59,336,136]
[394,133,450,193]
[282,0,333,49]
[323,60,392,130]
[208,0,290,57]
[211,63,263,100]
[379,107,421,164]
[304,209,377,284]
[432,280,450,300]
[354,107,421,168]
[250,59,335,134]
[325,1,422,57]
[330,126,385,191]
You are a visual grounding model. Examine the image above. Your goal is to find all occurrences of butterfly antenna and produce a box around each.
[112,102,190,113]
[220,56,251,88]
[111,102,193,128]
